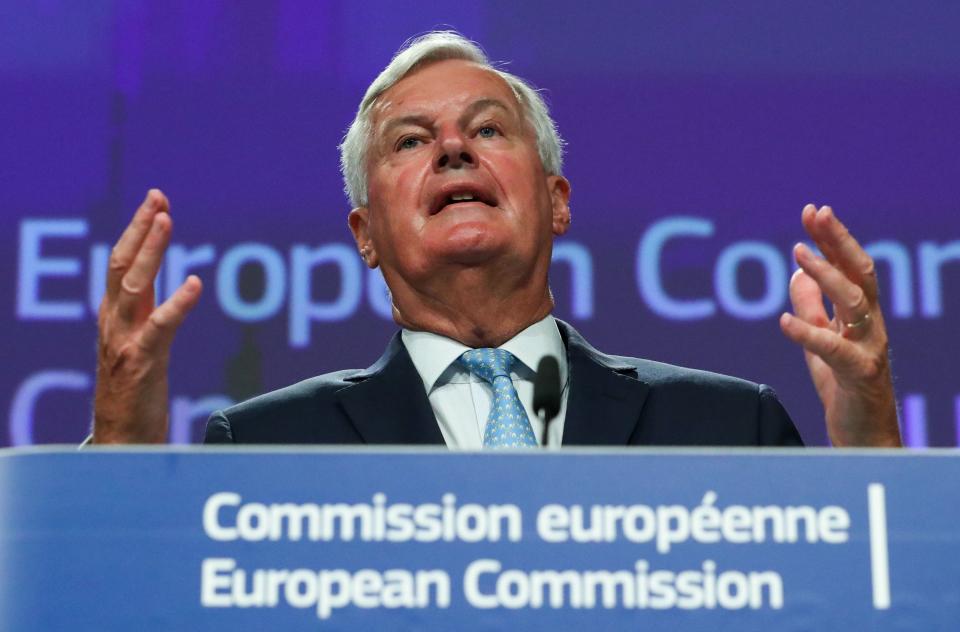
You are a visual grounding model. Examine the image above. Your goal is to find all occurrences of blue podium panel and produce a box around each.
[0,447,958,631]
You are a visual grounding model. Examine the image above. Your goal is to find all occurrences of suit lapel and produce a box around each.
[334,322,649,447]
[336,333,446,445]
[557,321,651,446]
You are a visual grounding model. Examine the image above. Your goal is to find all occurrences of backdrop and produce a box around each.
[3,1,959,447]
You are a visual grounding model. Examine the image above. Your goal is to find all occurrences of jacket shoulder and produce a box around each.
[617,354,764,393]
[204,370,365,444]
[633,357,802,446]
[585,351,801,447]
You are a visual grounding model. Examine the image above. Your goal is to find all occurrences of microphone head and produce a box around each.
[533,355,562,421]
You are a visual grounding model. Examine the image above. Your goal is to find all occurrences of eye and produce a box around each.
[398,136,421,151]
[477,126,498,139]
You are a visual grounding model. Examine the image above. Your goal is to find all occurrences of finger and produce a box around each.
[788,268,831,327]
[116,213,172,322]
[140,275,203,350]
[106,190,169,300]
[786,271,835,389]
[779,312,861,374]
[800,203,839,265]
[793,243,869,326]
[802,205,878,298]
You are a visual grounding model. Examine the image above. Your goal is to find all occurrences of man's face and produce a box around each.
[349,59,570,289]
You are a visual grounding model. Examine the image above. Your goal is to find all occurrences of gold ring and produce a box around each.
[843,313,871,329]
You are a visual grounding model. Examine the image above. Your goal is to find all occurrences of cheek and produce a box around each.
[486,154,541,201]
[368,165,431,235]
[369,164,416,203]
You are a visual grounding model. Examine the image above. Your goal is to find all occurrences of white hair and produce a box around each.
[339,30,565,208]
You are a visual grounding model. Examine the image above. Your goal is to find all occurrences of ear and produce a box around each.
[548,175,572,236]
[347,207,379,268]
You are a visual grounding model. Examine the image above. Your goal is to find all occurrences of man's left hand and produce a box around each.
[779,204,902,447]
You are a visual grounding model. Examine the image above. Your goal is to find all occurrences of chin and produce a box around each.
[430,222,508,255]
[434,244,504,266]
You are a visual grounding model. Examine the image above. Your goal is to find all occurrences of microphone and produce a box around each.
[533,355,562,448]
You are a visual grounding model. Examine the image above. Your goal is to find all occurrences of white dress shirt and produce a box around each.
[401,316,569,449]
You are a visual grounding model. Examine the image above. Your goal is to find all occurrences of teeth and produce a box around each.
[450,193,476,201]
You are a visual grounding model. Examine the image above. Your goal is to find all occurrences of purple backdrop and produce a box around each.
[3,1,959,447]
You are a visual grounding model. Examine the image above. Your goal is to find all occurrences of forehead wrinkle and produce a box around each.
[375,62,519,119]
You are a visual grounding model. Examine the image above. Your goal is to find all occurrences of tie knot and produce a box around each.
[459,348,517,383]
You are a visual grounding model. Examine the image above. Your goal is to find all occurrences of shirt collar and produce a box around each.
[401,315,568,394]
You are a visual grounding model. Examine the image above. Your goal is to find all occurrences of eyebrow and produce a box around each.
[457,98,513,127]
[378,98,515,142]
[379,114,433,141]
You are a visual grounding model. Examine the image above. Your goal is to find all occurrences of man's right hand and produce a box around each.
[92,190,203,444]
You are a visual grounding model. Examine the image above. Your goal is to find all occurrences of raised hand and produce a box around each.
[779,204,901,447]
[92,190,203,443]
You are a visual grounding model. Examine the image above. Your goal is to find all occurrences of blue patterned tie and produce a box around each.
[459,348,538,448]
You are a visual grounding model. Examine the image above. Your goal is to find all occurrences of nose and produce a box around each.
[435,130,476,170]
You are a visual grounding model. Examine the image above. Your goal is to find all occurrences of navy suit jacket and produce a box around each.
[205,321,803,447]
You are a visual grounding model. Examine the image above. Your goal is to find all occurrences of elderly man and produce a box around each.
[91,32,901,448]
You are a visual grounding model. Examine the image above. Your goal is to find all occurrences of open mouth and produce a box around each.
[430,188,498,215]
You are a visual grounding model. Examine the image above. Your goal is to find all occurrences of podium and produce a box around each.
[1,447,957,630]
